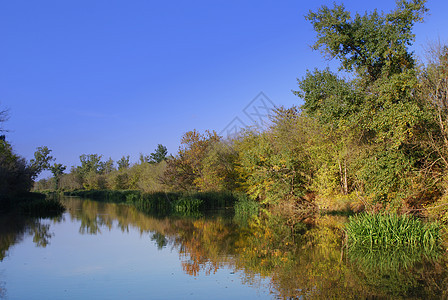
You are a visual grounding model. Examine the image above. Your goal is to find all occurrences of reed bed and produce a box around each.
[345,212,441,252]
[345,212,443,271]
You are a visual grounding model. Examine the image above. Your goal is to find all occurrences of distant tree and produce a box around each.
[29,146,54,178]
[163,130,220,191]
[74,154,106,189]
[78,154,103,175]
[149,144,168,164]
[117,155,130,171]
[0,106,9,133]
[139,153,150,164]
[49,163,66,190]
[100,158,115,174]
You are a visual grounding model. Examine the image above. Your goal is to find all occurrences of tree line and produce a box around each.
[8,0,448,219]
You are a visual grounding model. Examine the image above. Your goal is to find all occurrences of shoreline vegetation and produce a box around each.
[1,0,448,274]
[62,189,243,217]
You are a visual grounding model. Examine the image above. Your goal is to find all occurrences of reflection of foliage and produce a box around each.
[32,223,53,247]
[0,212,60,261]
[59,197,448,299]
[19,196,65,218]
[347,244,441,272]
[151,232,167,249]
[236,212,298,276]
[173,197,203,213]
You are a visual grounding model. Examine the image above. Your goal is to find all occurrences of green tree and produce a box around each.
[78,154,103,175]
[235,107,316,211]
[117,155,130,171]
[139,153,150,164]
[296,0,431,207]
[29,146,54,178]
[49,163,66,190]
[306,0,427,82]
[0,140,33,200]
[0,105,9,134]
[100,158,115,174]
[150,144,168,164]
[75,154,106,190]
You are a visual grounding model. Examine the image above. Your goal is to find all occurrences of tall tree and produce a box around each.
[117,155,130,171]
[49,163,66,190]
[29,146,54,179]
[163,130,220,191]
[149,144,168,164]
[297,0,431,206]
[306,0,427,82]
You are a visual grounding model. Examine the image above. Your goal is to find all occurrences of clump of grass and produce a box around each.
[174,196,203,212]
[346,212,441,251]
[345,212,442,270]
[233,194,259,226]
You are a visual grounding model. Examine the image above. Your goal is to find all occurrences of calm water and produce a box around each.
[1,197,448,299]
[0,198,271,300]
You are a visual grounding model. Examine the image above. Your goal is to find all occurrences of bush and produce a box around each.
[17,193,65,217]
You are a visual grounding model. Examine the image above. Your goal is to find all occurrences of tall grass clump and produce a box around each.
[346,213,441,251]
[345,213,442,270]
[234,193,259,226]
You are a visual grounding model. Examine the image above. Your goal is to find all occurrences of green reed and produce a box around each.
[345,212,442,271]
[346,212,441,251]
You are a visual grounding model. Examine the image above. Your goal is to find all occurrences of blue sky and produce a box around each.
[1,0,447,175]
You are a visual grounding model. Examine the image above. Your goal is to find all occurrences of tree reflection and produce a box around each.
[0,212,62,261]
[57,197,448,298]
[150,232,167,249]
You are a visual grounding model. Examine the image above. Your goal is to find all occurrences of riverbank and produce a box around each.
[0,192,65,217]
[63,189,244,217]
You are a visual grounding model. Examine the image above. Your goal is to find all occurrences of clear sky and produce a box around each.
[1,0,447,176]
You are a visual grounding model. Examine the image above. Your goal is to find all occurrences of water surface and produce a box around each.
[1,197,448,299]
[0,198,271,299]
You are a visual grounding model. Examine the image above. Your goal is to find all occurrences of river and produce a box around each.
[1,197,447,299]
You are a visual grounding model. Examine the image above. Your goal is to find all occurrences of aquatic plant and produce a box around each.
[345,212,442,270]
[233,194,259,226]
[346,213,441,251]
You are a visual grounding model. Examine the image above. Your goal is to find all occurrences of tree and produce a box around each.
[75,154,106,189]
[29,146,54,178]
[139,153,150,164]
[306,0,427,82]
[100,158,115,174]
[49,163,66,190]
[150,144,168,164]
[0,105,9,134]
[0,140,33,199]
[117,155,130,171]
[163,130,220,191]
[235,108,315,204]
[296,0,431,207]
[78,154,103,175]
